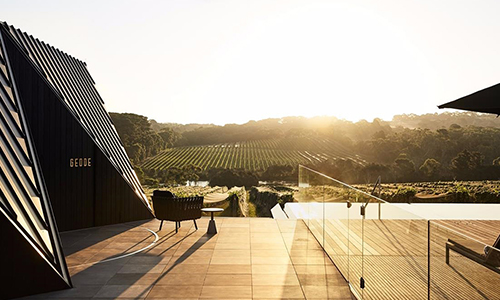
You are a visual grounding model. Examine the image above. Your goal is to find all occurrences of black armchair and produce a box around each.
[152,190,204,233]
[446,234,500,274]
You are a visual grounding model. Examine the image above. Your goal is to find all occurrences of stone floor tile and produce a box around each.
[252,264,296,274]
[294,264,338,275]
[251,243,287,250]
[168,255,212,265]
[290,255,327,265]
[251,256,292,265]
[107,273,161,285]
[252,285,305,299]
[218,227,249,234]
[297,273,327,286]
[207,264,251,274]
[199,286,252,299]
[211,249,250,258]
[327,273,347,286]
[118,264,166,274]
[251,237,284,244]
[203,274,251,286]
[214,243,250,250]
[146,285,203,298]
[303,285,328,299]
[250,226,280,233]
[216,237,251,244]
[327,285,352,299]
[155,273,207,285]
[251,249,289,257]
[127,256,171,265]
[210,256,250,265]
[288,249,325,257]
[173,249,214,258]
[176,242,216,251]
[71,268,117,285]
[252,273,300,286]
[164,263,209,274]
[94,284,151,299]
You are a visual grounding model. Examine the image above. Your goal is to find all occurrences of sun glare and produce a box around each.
[161,1,437,124]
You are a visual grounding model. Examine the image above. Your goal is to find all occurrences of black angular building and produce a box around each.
[0,22,153,299]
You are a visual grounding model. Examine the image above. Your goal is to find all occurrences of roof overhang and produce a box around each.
[438,83,500,115]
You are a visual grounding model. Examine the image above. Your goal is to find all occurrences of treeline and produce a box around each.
[308,123,500,184]
[349,124,500,183]
[391,112,500,130]
[112,111,500,184]
[110,113,179,163]
[307,150,500,185]
[136,165,294,188]
[152,112,500,148]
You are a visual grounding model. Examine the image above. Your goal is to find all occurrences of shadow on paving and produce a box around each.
[60,219,152,256]
[15,219,208,299]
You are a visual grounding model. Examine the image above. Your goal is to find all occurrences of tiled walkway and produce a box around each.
[18,218,352,299]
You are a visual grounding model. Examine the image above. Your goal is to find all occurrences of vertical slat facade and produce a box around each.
[0,22,152,231]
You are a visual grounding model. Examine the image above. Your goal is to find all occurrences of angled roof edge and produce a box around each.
[0,21,87,65]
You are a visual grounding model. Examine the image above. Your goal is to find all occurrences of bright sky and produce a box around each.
[2,0,500,125]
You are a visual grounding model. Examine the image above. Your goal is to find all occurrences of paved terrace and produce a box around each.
[18,218,352,300]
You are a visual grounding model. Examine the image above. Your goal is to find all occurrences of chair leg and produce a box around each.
[159,220,163,231]
[175,222,178,233]
[194,219,198,230]
[179,221,181,228]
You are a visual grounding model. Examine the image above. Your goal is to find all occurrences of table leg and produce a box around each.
[207,212,217,234]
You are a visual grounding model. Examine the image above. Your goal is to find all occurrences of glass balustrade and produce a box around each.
[296,165,500,300]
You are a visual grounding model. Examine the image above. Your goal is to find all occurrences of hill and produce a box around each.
[110,111,500,185]
[141,136,365,172]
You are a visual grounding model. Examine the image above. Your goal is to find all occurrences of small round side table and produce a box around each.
[201,208,224,234]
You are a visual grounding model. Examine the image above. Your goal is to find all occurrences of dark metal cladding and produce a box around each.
[5,23,149,207]
[0,25,71,299]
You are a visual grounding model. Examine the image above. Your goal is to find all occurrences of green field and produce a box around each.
[141,136,365,171]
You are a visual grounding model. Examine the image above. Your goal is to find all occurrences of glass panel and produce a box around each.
[323,184,351,283]
[430,221,500,300]
[298,166,355,294]
[297,166,324,248]
[362,201,428,299]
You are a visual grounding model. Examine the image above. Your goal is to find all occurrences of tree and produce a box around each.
[261,165,295,181]
[393,154,415,182]
[110,113,166,164]
[419,158,441,180]
[159,128,180,148]
[451,150,483,179]
[183,164,202,182]
[209,169,258,188]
